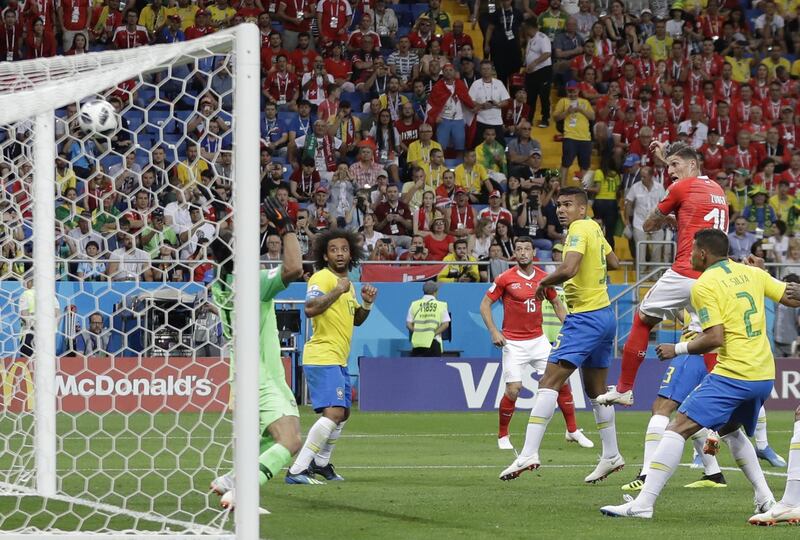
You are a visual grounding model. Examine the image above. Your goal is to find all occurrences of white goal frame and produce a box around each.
[0,24,262,539]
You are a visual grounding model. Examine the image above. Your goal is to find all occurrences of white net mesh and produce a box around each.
[0,28,254,538]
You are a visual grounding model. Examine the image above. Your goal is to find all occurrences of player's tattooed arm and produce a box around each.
[305,278,351,317]
[642,208,676,233]
[780,282,800,307]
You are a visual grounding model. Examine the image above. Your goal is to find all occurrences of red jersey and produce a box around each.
[657,177,728,278]
[395,118,421,145]
[263,70,299,103]
[290,47,317,75]
[185,25,213,40]
[485,266,556,340]
[700,144,724,177]
[112,25,149,49]
[61,0,91,32]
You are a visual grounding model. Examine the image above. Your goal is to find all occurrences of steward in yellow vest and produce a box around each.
[406,281,450,357]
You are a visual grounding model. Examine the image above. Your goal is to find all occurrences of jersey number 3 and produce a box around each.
[703,208,727,232]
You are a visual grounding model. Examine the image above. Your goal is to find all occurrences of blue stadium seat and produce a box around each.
[397,25,411,38]
[394,4,413,27]
[342,91,365,112]
[444,158,460,168]
[410,3,428,22]
[124,109,144,131]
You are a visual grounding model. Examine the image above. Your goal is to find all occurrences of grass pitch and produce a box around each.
[0,408,798,538]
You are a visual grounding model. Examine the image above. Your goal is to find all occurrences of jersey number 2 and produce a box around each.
[703,208,727,232]
[736,291,762,338]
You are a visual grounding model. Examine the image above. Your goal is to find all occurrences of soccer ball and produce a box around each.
[78,99,118,135]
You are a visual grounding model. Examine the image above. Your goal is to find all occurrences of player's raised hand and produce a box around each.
[534,284,547,301]
[361,283,378,304]
[262,196,295,233]
[490,329,506,348]
[743,254,766,269]
[335,277,351,294]
[655,343,676,361]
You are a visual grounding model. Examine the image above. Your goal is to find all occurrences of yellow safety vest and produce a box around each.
[410,298,446,349]
[541,289,566,343]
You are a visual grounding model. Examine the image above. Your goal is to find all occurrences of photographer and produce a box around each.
[346,189,371,231]
[437,238,480,282]
[400,234,432,262]
[370,236,397,261]
[514,184,552,251]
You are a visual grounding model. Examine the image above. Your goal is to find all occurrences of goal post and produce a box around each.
[0,24,261,538]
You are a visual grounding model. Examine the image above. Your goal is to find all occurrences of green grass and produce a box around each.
[1,409,799,538]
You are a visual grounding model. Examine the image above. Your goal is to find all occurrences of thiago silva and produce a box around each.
[480,236,594,451]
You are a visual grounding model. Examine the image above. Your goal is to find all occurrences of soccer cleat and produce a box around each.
[595,386,634,407]
[703,432,720,456]
[600,494,653,519]
[499,454,540,481]
[755,497,777,515]
[684,472,727,489]
[748,501,800,526]
[565,429,595,448]
[210,473,235,497]
[219,489,270,515]
[497,435,514,450]
[309,461,344,481]
[620,475,645,492]
[756,446,787,467]
[285,470,326,485]
[585,454,625,483]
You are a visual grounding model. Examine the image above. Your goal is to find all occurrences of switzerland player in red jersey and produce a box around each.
[599,142,729,407]
[480,237,594,451]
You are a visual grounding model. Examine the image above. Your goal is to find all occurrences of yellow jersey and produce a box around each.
[563,218,611,313]
[454,163,488,195]
[175,5,198,30]
[593,169,620,200]
[553,98,592,141]
[407,140,442,166]
[645,35,673,62]
[724,55,754,83]
[207,5,236,26]
[769,194,793,222]
[691,260,786,381]
[176,159,209,187]
[421,163,447,190]
[762,57,790,79]
[138,5,167,35]
[303,268,360,366]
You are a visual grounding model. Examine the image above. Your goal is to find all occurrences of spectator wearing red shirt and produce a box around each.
[698,38,724,78]
[780,153,800,190]
[290,32,317,75]
[185,10,214,40]
[316,0,351,43]
[576,67,600,105]
[714,63,740,102]
[257,12,273,47]
[112,9,149,49]
[324,42,354,91]
[571,40,602,81]
[618,63,644,101]
[710,100,737,147]
[374,183,413,239]
[424,215,454,261]
[593,81,623,135]
[651,108,675,145]
[395,101,422,147]
[434,169,457,203]
[399,234,433,261]
[260,31,289,74]
[695,80,717,121]
[22,0,56,32]
[634,85,655,127]
[263,54,300,108]
[347,12,381,53]
[440,20,472,59]
[237,0,262,20]
[23,16,56,58]
[0,10,21,61]
[698,1,724,39]
[614,106,641,147]
[276,0,314,51]
[664,41,689,87]
[501,88,531,139]
[724,130,762,175]
[448,188,476,239]
[776,109,800,155]
[700,129,725,178]
[407,15,436,52]
[629,126,657,169]
[58,0,91,52]
[764,82,789,125]
[665,85,687,125]
[289,156,320,202]
[731,84,761,124]
[477,191,513,232]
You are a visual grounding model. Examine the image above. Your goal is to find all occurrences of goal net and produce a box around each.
[0,24,262,538]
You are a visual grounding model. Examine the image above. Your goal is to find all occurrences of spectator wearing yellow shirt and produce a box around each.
[406,123,442,167]
[537,1,568,41]
[725,168,752,220]
[762,43,791,78]
[587,155,621,249]
[644,20,673,61]
[139,0,170,39]
[454,149,492,203]
[553,81,594,185]
[208,0,236,28]
[770,179,794,221]
[437,239,481,282]
[420,148,448,191]
[725,41,754,83]
[55,153,77,198]
[474,126,507,182]
[176,142,210,187]
[175,0,199,30]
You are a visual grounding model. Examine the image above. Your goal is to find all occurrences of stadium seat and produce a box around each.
[410,3,428,21]
[277,111,298,126]
[444,159,459,168]
[395,4,413,27]
[397,25,411,38]
[342,91,365,111]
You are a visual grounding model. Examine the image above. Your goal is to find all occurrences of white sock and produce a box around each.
[636,430,685,509]
[591,399,619,459]
[314,421,346,467]
[722,428,774,505]
[691,428,721,476]
[781,420,800,507]
[641,414,669,476]
[520,388,558,458]
[755,406,768,451]
[288,417,337,474]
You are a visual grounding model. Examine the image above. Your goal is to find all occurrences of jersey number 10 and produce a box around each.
[703,208,727,232]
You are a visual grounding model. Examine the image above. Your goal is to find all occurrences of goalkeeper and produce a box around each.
[210,197,307,510]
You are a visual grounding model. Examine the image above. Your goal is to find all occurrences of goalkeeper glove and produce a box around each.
[262,196,295,234]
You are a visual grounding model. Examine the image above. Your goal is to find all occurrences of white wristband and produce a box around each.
[362,302,373,311]
[674,342,689,356]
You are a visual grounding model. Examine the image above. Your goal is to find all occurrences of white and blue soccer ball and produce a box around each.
[78,99,118,135]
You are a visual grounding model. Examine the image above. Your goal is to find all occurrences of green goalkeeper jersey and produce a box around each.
[211,266,287,391]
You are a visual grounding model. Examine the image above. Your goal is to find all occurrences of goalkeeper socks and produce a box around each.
[722,429,774,505]
[616,311,652,393]
[556,384,577,433]
[637,430,685,509]
[755,406,768,451]
[288,417,337,475]
[591,399,619,459]
[780,420,800,506]
[691,428,721,476]
[258,443,291,485]
[498,395,516,438]
[519,388,558,458]
[641,414,669,475]
[315,421,346,467]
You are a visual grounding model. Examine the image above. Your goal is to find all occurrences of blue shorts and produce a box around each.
[678,374,773,437]
[548,306,615,369]
[303,365,352,413]
[436,118,466,151]
[657,354,708,404]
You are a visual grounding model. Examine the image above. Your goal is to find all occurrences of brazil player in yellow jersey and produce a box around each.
[286,230,377,484]
[500,187,623,483]
[601,228,800,520]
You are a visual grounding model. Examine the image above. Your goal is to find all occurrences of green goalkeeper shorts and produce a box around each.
[259,376,300,432]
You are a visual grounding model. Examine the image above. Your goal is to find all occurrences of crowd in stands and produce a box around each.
[5,0,800,284]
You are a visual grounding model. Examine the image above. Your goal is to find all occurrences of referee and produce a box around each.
[523,19,553,129]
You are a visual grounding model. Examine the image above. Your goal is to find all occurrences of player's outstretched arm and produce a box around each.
[549,294,567,323]
[780,282,800,308]
[354,284,378,326]
[642,208,676,233]
[655,324,723,361]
